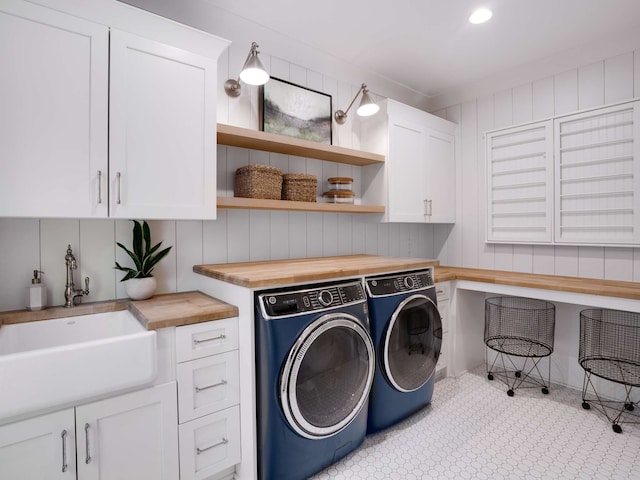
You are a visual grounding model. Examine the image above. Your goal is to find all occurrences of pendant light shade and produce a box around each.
[224,42,270,97]
[334,83,379,125]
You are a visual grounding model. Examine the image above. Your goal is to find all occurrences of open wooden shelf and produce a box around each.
[217,123,385,167]
[217,196,385,214]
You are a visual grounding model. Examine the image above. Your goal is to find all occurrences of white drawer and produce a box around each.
[179,405,241,480]
[435,282,450,302]
[177,350,240,423]
[176,317,239,363]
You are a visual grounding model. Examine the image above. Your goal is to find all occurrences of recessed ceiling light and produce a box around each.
[469,8,493,24]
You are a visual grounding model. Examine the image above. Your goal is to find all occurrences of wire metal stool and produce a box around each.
[485,296,555,397]
[579,308,640,433]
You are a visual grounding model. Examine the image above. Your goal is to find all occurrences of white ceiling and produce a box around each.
[206,0,640,100]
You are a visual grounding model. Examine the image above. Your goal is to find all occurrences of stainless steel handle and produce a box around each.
[423,199,428,216]
[84,423,92,464]
[97,170,102,204]
[195,379,227,393]
[193,334,226,345]
[196,437,228,455]
[116,172,121,204]
[61,429,68,473]
[428,199,433,216]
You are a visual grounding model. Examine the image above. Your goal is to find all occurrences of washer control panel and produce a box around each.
[365,268,434,297]
[258,280,366,318]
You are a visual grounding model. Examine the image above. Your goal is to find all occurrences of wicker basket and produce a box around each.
[234,164,283,200]
[282,173,317,202]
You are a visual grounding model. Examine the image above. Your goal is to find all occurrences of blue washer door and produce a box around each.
[280,312,375,439]
[383,294,442,392]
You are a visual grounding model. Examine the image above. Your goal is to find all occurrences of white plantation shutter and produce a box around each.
[554,101,640,245]
[486,121,554,243]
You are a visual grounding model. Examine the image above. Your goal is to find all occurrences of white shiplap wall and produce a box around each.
[433,49,640,281]
[0,45,448,312]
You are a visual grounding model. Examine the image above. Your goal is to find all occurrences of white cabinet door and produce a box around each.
[109,29,218,220]
[75,382,179,480]
[387,116,428,222]
[0,408,76,479]
[425,128,456,223]
[0,0,108,218]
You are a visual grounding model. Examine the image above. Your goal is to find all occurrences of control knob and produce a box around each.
[318,290,334,307]
[403,276,415,289]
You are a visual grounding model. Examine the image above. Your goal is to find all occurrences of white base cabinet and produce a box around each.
[435,282,451,379]
[175,318,241,480]
[0,383,178,480]
[361,98,457,223]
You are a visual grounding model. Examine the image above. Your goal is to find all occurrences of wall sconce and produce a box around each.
[224,42,270,97]
[334,83,379,124]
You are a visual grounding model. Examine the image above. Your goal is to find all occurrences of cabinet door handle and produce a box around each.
[61,429,68,473]
[193,334,226,345]
[116,172,121,204]
[97,170,102,204]
[84,423,92,464]
[196,437,228,455]
[428,199,433,216]
[423,199,428,216]
[195,379,227,393]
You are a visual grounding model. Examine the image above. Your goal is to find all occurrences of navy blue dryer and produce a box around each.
[365,268,442,434]
[254,279,375,480]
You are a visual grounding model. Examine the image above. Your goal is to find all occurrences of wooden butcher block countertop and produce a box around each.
[435,266,640,301]
[0,291,238,330]
[194,254,440,288]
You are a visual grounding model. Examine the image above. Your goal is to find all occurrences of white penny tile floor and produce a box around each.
[312,368,640,480]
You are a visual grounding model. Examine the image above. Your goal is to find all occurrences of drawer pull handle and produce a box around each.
[97,170,102,204]
[61,429,68,472]
[195,379,227,393]
[197,437,228,455]
[193,334,226,345]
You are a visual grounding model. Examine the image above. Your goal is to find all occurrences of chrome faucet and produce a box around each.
[64,244,90,307]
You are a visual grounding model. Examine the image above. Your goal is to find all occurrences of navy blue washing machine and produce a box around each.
[254,279,375,480]
[365,267,442,434]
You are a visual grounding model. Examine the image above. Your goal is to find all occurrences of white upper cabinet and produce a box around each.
[0,0,109,218]
[486,121,554,243]
[361,99,457,223]
[109,30,218,220]
[0,0,228,220]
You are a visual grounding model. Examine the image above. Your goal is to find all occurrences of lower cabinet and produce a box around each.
[175,317,241,480]
[435,282,451,379]
[0,382,178,480]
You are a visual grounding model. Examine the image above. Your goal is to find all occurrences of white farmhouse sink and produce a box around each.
[0,310,157,422]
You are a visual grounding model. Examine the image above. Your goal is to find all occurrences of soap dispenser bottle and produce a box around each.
[26,270,47,311]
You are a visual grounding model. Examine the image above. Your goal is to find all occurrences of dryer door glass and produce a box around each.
[383,295,442,392]
[281,313,375,439]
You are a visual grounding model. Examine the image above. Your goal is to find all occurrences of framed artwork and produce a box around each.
[261,77,332,145]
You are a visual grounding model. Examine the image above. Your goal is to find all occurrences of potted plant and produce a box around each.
[114,220,172,300]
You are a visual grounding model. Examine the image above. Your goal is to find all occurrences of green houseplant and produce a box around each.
[114,220,172,300]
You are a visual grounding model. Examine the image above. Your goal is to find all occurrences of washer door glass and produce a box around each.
[281,313,375,439]
[383,294,442,392]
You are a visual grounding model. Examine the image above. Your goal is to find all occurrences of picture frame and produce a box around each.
[260,77,333,145]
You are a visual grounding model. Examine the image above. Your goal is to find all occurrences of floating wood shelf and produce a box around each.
[217,123,385,167]
[217,197,385,214]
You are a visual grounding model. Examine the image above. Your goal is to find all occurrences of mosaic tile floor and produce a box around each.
[312,368,640,480]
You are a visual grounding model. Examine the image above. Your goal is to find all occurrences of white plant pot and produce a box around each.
[125,277,157,300]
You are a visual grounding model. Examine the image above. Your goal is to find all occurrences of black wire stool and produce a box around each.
[485,296,556,397]
[579,308,640,434]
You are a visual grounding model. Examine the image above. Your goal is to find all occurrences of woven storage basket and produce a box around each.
[282,173,317,202]
[234,164,283,200]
